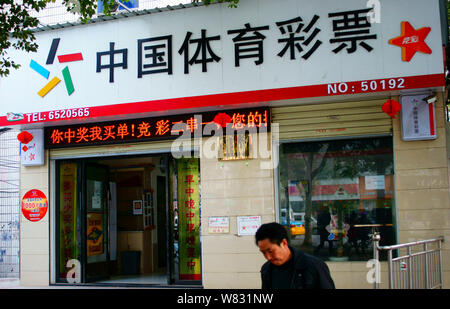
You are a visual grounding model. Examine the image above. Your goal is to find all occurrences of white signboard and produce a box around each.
[91,181,102,209]
[20,129,45,166]
[237,216,261,236]
[208,217,229,234]
[400,94,437,141]
[0,0,444,127]
[365,175,385,190]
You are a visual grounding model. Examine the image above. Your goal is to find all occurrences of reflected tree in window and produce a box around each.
[279,137,395,261]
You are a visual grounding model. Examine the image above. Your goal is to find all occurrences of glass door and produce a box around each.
[83,163,110,282]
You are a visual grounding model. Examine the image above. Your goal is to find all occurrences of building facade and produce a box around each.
[0,0,449,288]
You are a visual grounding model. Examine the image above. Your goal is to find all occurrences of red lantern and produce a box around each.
[17,131,34,144]
[382,99,401,119]
[213,113,232,128]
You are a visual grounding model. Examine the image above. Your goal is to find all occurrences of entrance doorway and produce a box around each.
[54,154,201,286]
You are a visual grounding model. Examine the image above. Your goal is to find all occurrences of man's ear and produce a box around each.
[280,238,289,247]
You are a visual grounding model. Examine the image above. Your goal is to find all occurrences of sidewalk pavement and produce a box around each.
[0,278,126,289]
[0,278,77,289]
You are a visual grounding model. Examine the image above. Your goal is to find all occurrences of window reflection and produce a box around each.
[278,137,395,261]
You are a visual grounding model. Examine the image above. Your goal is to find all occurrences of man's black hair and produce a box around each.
[255,222,289,246]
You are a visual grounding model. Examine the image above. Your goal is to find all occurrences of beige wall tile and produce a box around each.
[203,253,265,273]
[397,209,450,231]
[19,271,49,286]
[201,178,274,199]
[201,159,273,180]
[21,220,50,239]
[21,238,49,255]
[395,168,448,190]
[395,189,450,210]
[201,235,260,254]
[203,272,261,289]
[201,196,274,217]
[21,254,49,272]
[21,218,49,234]
[444,271,450,288]
[395,148,448,170]
[393,126,446,149]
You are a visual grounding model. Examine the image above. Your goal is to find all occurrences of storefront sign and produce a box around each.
[237,216,261,236]
[21,189,48,222]
[44,107,269,148]
[400,94,437,141]
[208,217,229,234]
[177,158,201,281]
[0,0,444,127]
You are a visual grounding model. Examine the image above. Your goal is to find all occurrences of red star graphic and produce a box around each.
[389,21,432,62]
[29,153,35,161]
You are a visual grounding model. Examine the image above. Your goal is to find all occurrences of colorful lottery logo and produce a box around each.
[29,38,83,97]
[6,112,24,121]
[388,21,432,62]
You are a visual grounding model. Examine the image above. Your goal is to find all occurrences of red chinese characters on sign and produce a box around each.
[45,108,270,148]
[184,174,196,271]
[231,110,268,129]
[138,121,152,137]
[76,127,89,142]
[178,158,201,280]
[155,120,169,136]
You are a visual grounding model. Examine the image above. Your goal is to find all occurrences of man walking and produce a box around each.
[255,222,335,289]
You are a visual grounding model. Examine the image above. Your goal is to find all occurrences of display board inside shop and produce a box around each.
[44,107,270,148]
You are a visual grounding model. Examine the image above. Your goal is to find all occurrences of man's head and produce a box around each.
[255,222,292,266]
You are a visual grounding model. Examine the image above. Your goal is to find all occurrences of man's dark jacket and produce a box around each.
[260,246,335,289]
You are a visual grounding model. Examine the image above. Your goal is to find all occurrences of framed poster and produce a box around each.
[21,129,45,166]
[133,200,143,215]
[86,213,103,256]
[400,94,437,141]
[237,216,261,236]
[208,217,229,234]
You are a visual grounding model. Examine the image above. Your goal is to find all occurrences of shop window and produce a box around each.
[278,137,396,261]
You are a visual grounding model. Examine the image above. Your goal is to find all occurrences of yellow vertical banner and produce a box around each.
[177,158,201,280]
[59,163,78,277]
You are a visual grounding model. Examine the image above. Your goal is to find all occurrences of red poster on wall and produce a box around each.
[21,189,48,222]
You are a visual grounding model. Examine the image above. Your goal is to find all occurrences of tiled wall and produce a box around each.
[200,133,275,288]
[392,93,450,288]
[19,150,50,286]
